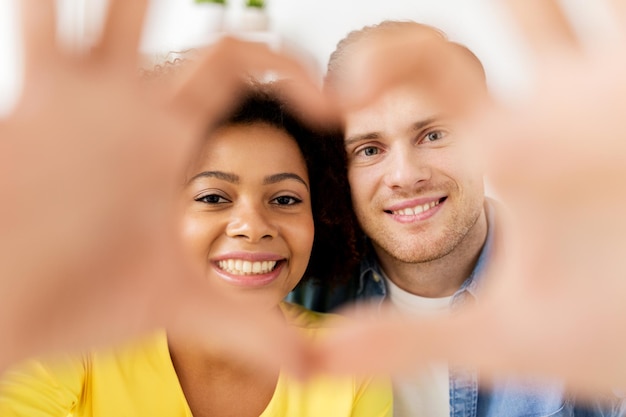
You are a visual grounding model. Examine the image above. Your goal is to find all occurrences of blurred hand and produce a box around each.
[310,0,626,396]
[464,0,626,394]
[0,0,332,374]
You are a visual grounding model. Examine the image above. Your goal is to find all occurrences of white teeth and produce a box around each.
[217,259,278,275]
[394,200,439,216]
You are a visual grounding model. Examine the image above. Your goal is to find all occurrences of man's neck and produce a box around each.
[375,208,488,298]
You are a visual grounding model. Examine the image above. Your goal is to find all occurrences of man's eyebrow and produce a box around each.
[188,171,239,184]
[411,116,439,132]
[344,116,441,147]
[344,132,381,147]
[264,172,309,191]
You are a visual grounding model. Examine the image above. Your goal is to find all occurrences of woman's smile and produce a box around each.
[212,258,287,287]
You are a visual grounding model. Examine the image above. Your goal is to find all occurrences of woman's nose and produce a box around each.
[225,202,277,242]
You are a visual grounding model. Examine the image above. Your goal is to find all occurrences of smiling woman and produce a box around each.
[0,81,392,417]
[198,81,363,290]
[184,122,315,301]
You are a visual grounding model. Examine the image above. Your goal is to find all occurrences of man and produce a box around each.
[290,20,623,417]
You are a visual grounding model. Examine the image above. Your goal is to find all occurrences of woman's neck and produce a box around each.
[167,306,284,417]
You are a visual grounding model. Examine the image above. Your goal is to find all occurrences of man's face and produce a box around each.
[344,84,485,264]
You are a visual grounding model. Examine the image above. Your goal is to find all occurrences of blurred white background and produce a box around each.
[0,0,609,115]
[0,0,531,116]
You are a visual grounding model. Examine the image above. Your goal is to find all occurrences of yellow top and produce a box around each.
[0,302,392,417]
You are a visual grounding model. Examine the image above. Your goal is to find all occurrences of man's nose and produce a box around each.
[383,146,432,190]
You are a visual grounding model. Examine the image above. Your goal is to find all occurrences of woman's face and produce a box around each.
[182,122,314,310]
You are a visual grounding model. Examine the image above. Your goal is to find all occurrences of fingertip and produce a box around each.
[20,0,57,72]
[96,0,149,67]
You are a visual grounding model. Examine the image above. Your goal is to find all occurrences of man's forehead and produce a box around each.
[345,83,443,119]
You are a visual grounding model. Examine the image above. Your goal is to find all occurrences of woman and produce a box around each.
[0,82,392,416]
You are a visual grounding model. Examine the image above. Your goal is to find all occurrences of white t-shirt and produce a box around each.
[385,276,452,417]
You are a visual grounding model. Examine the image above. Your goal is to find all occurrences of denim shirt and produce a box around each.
[288,199,625,417]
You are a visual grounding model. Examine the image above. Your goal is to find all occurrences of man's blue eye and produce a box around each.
[425,131,445,142]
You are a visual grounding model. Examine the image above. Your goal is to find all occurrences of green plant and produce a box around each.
[246,0,265,8]
[195,0,226,4]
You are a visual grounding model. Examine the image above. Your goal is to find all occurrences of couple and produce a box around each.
[1,19,624,417]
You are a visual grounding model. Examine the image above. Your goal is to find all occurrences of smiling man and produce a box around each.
[341,83,487,300]
[324,21,497,417]
[290,19,624,417]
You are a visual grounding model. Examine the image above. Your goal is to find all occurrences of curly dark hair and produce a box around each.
[207,80,360,288]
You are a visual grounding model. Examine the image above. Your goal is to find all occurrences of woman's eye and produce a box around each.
[424,130,446,142]
[195,194,229,204]
[272,195,302,206]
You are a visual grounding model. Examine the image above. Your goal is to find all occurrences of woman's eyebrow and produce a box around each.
[263,172,309,191]
[188,171,239,184]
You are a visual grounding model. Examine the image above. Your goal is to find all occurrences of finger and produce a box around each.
[311,304,458,377]
[168,38,338,135]
[20,0,57,75]
[96,0,148,67]
[164,281,311,377]
[504,0,579,55]
[123,236,313,377]
[469,291,626,394]
[331,36,490,116]
[607,0,626,29]
[179,38,333,127]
